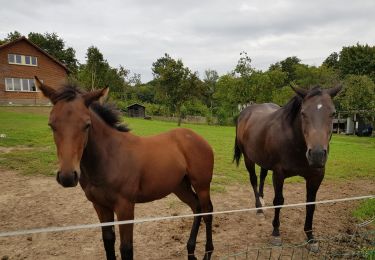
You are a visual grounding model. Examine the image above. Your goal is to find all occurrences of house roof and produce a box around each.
[127,103,145,109]
[0,36,70,74]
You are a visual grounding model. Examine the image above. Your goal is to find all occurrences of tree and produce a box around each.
[250,71,274,103]
[77,46,107,90]
[323,52,339,70]
[232,52,256,106]
[77,46,129,99]
[202,69,219,116]
[152,53,202,126]
[272,86,295,106]
[28,32,78,73]
[234,51,254,78]
[0,31,23,44]
[337,75,375,114]
[294,64,340,88]
[135,84,156,103]
[338,44,375,82]
[270,56,301,84]
[214,74,240,125]
[128,73,142,87]
[266,68,287,89]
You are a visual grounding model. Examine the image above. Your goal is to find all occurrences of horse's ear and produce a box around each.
[326,85,342,97]
[83,87,109,107]
[290,85,308,98]
[34,76,57,103]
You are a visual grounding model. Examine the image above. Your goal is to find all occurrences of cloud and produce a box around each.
[1,0,374,81]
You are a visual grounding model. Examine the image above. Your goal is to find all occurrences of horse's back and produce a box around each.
[142,128,213,186]
[236,103,280,168]
[239,103,279,120]
[237,103,279,138]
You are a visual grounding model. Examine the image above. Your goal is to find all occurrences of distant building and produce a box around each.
[333,113,373,136]
[0,37,69,105]
[127,103,146,118]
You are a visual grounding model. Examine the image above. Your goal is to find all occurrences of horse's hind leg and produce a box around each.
[244,157,263,215]
[174,179,202,260]
[195,188,214,260]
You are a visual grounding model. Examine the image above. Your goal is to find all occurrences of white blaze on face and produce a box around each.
[317,104,323,110]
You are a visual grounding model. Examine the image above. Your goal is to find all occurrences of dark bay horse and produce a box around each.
[234,85,342,251]
[35,77,214,260]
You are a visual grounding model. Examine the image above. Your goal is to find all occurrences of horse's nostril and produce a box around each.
[308,149,312,157]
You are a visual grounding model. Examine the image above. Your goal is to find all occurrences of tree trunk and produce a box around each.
[177,116,182,126]
[176,105,182,126]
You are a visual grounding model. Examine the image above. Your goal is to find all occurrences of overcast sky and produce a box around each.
[1,0,374,82]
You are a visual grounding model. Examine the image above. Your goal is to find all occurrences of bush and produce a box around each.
[216,107,236,126]
[144,103,170,116]
[180,100,209,117]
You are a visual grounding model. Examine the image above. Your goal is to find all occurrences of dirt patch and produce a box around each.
[0,170,373,259]
[0,147,35,154]
[0,106,51,116]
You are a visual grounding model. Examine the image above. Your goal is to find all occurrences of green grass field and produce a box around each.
[1,106,374,185]
[0,106,374,219]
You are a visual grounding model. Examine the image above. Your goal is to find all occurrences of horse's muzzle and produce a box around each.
[306,148,327,168]
[56,170,79,187]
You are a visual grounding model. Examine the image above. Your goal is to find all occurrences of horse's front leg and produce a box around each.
[116,200,135,260]
[93,203,116,260]
[259,168,268,205]
[270,170,284,246]
[304,171,324,252]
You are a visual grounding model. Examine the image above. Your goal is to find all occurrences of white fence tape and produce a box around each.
[0,195,373,238]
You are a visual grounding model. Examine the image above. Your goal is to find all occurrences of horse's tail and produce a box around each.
[233,122,242,167]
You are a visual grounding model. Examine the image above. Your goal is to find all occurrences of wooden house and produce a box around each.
[0,37,69,105]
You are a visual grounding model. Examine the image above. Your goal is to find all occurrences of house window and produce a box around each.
[31,57,37,65]
[4,78,41,92]
[13,78,21,91]
[8,54,15,63]
[8,54,38,66]
[16,55,22,64]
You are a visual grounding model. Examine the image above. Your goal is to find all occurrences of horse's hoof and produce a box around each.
[306,241,319,253]
[188,256,197,260]
[256,210,265,219]
[270,236,282,246]
[202,254,211,260]
[259,197,265,207]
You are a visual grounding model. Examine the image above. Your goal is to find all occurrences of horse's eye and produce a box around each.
[84,123,91,131]
[48,124,56,132]
[330,111,336,117]
[301,112,307,118]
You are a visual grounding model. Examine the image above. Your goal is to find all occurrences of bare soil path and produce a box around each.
[0,170,373,259]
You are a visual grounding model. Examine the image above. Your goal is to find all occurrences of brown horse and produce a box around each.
[234,85,342,251]
[35,77,214,260]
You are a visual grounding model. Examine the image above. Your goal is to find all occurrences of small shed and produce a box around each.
[127,103,146,118]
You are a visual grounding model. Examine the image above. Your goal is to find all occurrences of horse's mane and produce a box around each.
[52,84,130,132]
[91,102,130,132]
[282,86,323,124]
[51,84,82,103]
